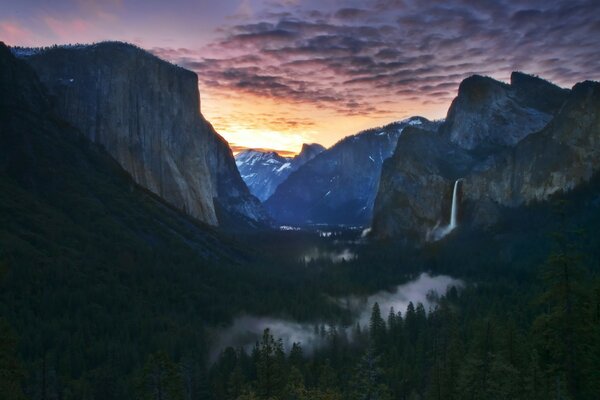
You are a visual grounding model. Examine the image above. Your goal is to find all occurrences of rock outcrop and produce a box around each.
[235,143,325,201]
[465,80,600,206]
[0,41,239,259]
[372,73,599,241]
[439,72,568,151]
[265,117,440,226]
[21,42,267,227]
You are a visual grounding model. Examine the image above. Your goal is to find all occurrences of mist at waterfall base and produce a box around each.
[211,273,463,360]
[428,179,463,241]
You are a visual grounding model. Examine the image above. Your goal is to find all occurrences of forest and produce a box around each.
[1,174,600,399]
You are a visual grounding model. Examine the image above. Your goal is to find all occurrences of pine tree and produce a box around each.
[349,346,391,400]
[532,208,590,399]
[227,365,245,400]
[289,342,304,371]
[285,366,307,400]
[256,329,286,399]
[405,302,418,342]
[369,303,386,353]
[136,351,184,400]
[0,318,27,400]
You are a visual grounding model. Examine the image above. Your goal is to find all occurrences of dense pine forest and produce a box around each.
[2,174,600,399]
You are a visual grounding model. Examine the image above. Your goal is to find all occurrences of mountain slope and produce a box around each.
[372,73,599,241]
[20,41,267,227]
[0,43,339,397]
[0,42,244,264]
[235,143,325,201]
[265,117,440,226]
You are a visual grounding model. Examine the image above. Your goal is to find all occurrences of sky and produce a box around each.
[2,0,599,155]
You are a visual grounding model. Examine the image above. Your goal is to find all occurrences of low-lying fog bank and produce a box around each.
[342,273,463,325]
[301,247,357,263]
[212,273,462,360]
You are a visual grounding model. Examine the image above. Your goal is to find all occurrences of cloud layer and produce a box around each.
[149,0,600,152]
[4,0,599,153]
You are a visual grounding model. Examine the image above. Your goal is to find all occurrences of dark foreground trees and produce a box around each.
[208,247,599,400]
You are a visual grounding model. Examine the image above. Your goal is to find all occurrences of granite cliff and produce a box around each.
[372,73,599,241]
[21,42,267,227]
[0,42,239,259]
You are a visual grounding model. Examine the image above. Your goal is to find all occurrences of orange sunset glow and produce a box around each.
[200,89,449,155]
[3,0,598,155]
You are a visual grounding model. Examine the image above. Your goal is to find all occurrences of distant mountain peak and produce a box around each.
[510,71,555,87]
[265,117,442,226]
[299,142,326,154]
[455,74,508,103]
[235,143,325,202]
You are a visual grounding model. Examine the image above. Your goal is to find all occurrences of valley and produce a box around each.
[1,36,599,400]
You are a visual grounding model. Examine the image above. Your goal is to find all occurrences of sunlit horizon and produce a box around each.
[3,0,597,155]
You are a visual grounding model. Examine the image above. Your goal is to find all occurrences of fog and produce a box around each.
[301,247,357,263]
[212,273,462,360]
[210,316,329,361]
[339,273,463,325]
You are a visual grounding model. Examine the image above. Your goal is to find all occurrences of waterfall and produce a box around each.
[449,179,462,230]
[429,179,463,241]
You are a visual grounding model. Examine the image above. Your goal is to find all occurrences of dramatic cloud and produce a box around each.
[0,21,36,44]
[148,0,600,152]
[5,0,600,153]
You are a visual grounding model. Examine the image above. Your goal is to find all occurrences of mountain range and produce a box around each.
[264,116,441,226]
[5,40,600,242]
[235,143,324,201]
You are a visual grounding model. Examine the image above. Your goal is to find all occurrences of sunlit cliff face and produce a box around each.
[3,0,599,154]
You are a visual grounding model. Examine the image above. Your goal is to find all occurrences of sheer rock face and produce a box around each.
[372,73,599,241]
[371,128,475,240]
[24,42,267,227]
[465,81,600,206]
[439,73,568,151]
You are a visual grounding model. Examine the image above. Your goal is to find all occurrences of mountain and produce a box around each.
[235,143,325,201]
[265,117,441,226]
[439,72,569,151]
[0,41,243,262]
[371,72,600,241]
[17,41,268,228]
[0,42,311,397]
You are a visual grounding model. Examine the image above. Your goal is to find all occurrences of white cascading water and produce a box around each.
[430,178,463,240]
[448,178,462,230]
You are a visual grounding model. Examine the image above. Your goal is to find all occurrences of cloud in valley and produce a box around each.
[212,273,462,359]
